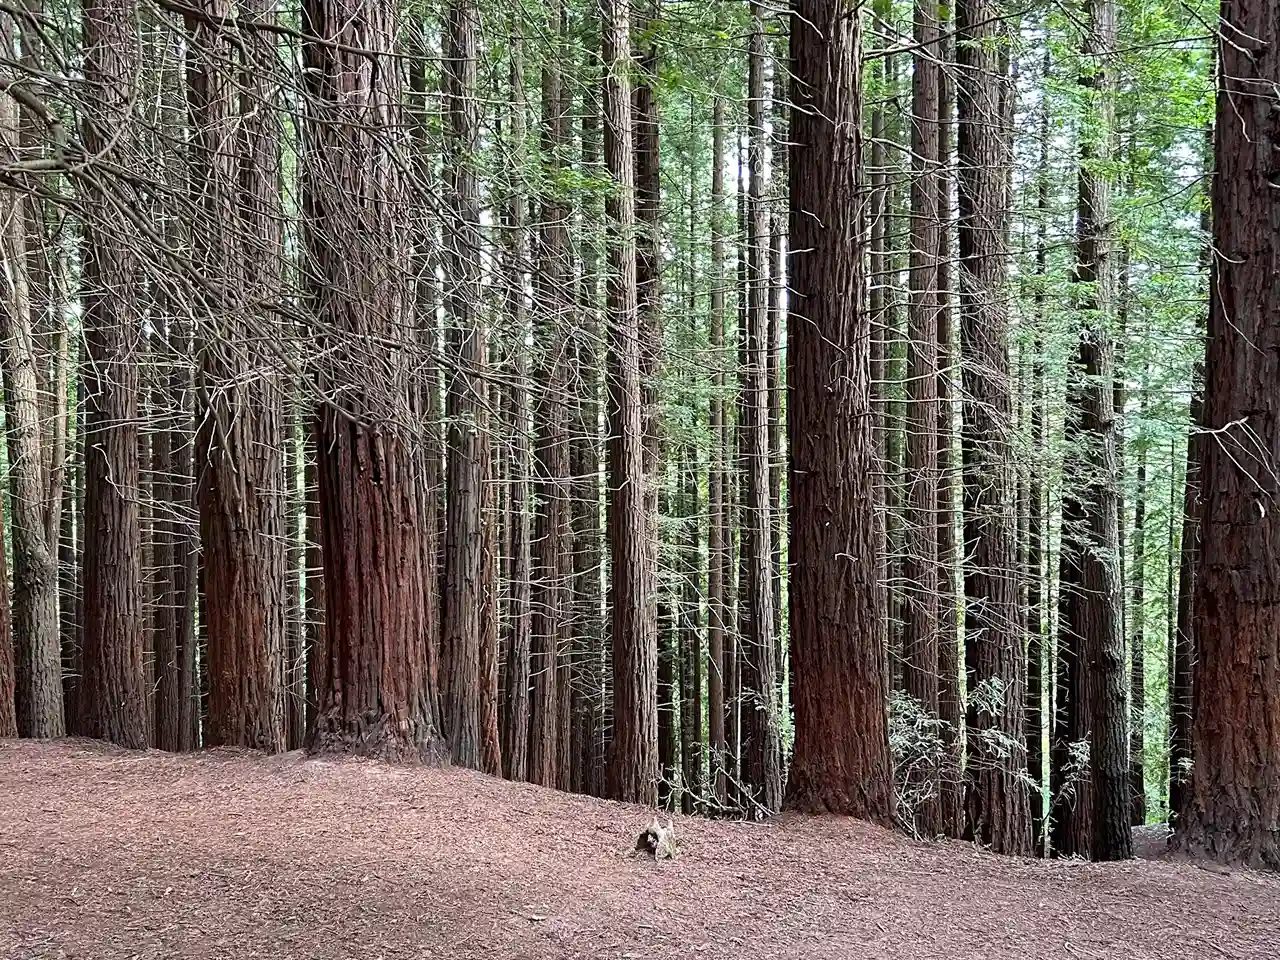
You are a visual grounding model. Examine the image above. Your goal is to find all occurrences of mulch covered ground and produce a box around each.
[2,739,1276,959]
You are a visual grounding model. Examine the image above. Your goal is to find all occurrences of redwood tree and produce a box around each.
[956,0,1032,855]
[783,0,893,823]
[77,0,148,749]
[1174,0,1280,869]
[300,0,444,761]
[441,0,487,770]
[602,0,658,806]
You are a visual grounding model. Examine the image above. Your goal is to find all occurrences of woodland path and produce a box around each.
[2,740,1276,959]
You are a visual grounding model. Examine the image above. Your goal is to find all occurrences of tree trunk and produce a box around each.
[783,0,893,824]
[1129,407,1147,826]
[707,95,729,808]
[679,446,703,813]
[903,0,943,836]
[187,2,287,753]
[741,0,782,814]
[602,0,658,806]
[956,0,1032,855]
[1052,0,1130,862]
[570,75,605,798]
[77,0,148,749]
[529,1,572,788]
[500,28,533,783]
[934,9,963,840]
[1172,7,1280,865]
[0,487,16,738]
[300,0,444,762]
[441,0,486,770]
[0,31,64,737]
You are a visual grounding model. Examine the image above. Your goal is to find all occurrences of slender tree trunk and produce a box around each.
[300,0,444,762]
[956,0,1032,855]
[602,0,658,806]
[1129,404,1148,825]
[284,408,305,750]
[530,2,572,788]
[500,29,533,783]
[707,95,729,808]
[679,445,703,813]
[934,9,963,840]
[784,0,893,824]
[903,0,943,836]
[0,29,64,737]
[1026,46,1052,853]
[1052,0,1130,862]
[0,488,15,738]
[77,0,147,749]
[440,0,486,770]
[740,0,782,813]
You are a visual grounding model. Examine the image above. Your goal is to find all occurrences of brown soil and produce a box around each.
[2,739,1276,959]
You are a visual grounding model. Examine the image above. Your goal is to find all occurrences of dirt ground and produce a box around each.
[2,740,1276,959]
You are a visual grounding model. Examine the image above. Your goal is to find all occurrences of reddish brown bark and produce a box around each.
[500,32,532,784]
[706,96,729,808]
[300,0,443,762]
[529,2,572,789]
[186,1,287,753]
[440,0,486,770]
[1173,1,1280,868]
[602,0,658,806]
[956,0,1032,855]
[783,0,893,824]
[77,0,148,750]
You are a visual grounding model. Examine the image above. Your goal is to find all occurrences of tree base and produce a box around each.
[306,709,447,765]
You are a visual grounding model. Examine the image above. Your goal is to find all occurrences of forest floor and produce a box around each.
[2,740,1276,960]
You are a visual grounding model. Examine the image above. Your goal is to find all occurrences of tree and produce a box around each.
[903,0,943,835]
[530,0,572,789]
[706,94,729,807]
[783,0,893,823]
[1,18,63,738]
[300,0,444,761]
[956,0,1031,855]
[1052,0,1131,862]
[500,24,533,784]
[76,0,148,749]
[1173,0,1280,869]
[741,0,782,813]
[602,0,658,806]
[441,0,487,770]
[187,0,287,753]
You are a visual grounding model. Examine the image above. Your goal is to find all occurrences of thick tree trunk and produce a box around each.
[602,0,658,806]
[77,0,147,749]
[1174,4,1280,865]
[784,0,893,824]
[441,0,486,770]
[300,0,444,762]
[956,0,1032,855]
[1052,0,1130,862]
[571,81,606,798]
[187,3,287,753]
